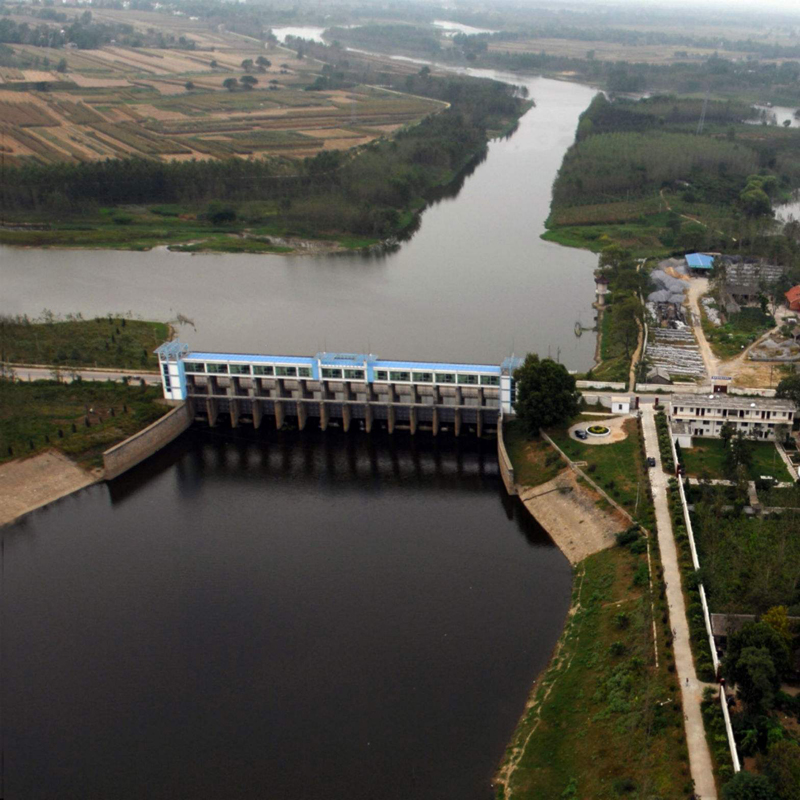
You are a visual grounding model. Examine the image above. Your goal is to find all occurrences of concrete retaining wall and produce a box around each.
[636,383,777,398]
[497,420,518,496]
[103,402,192,480]
[576,380,627,390]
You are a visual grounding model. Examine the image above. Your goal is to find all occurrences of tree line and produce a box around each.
[0,67,526,239]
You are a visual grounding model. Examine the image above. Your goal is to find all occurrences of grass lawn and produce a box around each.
[0,379,167,469]
[0,317,168,370]
[691,509,800,613]
[501,546,691,799]
[679,438,792,482]
[503,420,566,488]
[700,306,775,361]
[547,417,652,525]
[759,485,800,508]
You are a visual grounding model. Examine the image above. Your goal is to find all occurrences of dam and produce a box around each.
[157,340,522,437]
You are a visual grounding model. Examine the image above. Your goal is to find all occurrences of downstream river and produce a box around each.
[3,430,572,800]
[1,73,597,799]
[1,76,598,369]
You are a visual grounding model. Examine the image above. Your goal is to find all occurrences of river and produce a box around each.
[0,76,599,370]
[2,429,572,800]
[1,71,596,799]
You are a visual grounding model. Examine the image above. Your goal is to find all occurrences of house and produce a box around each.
[785,285,800,312]
[686,253,715,272]
[720,259,786,310]
[646,367,672,385]
[611,395,631,414]
[669,393,796,443]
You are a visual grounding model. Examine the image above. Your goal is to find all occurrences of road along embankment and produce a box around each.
[103,401,192,480]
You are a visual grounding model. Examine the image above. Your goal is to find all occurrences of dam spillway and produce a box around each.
[156,341,522,437]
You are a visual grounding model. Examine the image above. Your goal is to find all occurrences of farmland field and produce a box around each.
[0,29,444,166]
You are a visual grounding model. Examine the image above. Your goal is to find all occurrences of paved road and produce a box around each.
[5,365,161,385]
[641,405,717,800]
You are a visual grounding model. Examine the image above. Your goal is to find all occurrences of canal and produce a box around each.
[1,73,598,799]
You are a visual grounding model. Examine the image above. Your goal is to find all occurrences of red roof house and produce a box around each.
[786,285,800,312]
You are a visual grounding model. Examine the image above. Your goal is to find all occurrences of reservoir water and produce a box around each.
[1,73,596,799]
[0,77,599,370]
[2,429,572,800]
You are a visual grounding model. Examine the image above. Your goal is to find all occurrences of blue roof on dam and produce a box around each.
[183,350,505,373]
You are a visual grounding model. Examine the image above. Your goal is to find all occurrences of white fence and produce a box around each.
[667,418,741,774]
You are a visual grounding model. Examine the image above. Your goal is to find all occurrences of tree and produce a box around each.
[610,296,642,359]
[222,78,238,92]
[210,59,218,68]
[740,187,772,218]
[256,55,271,68]
[734,646,779,714]
[722,771,779,800]
[728,431,753,477]
[184,80,194,90]
[720,421,736,449]
[240,75,258,89]
[55,57,67,73]
[724,622,791,713]
[761,740,800,800]
[241,58,253,70]
[761,606,793,645]
[513,354,579,437]
[776,374,800,407]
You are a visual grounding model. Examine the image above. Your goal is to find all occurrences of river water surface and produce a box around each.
[3,430,572,800]
[1,76,598,369]
[1,72,596,799]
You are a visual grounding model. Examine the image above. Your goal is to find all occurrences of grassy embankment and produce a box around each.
[0,379,166,468]
[499,545,691,799]
[590,306,633,383]
[543,94,800,257]
[498,420,691,796]
[0,316,168,370]
[680,438,792,483]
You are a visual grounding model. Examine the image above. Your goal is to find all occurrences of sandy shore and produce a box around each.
[518,469,624,564]
[0,451,99,528]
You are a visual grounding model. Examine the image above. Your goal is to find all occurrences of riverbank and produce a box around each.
[0,450,98,528]
[0,316,169,371]
[497,414,698,797]
[0,379,168,468]
[495,543,690,799]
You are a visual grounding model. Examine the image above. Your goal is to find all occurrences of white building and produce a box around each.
[611,395,631,414]
[669,393,795,442]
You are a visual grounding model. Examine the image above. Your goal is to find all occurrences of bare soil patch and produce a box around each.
[0,451,97,528]
[518,470,624,564]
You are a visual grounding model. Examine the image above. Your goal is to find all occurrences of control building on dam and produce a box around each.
[156,341,522,436]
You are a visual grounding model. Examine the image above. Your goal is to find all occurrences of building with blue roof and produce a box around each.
[686,253,715,271]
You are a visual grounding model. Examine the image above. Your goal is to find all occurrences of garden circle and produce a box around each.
[586,425,611,437]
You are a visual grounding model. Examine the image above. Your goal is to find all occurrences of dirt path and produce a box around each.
[0,451,98,527]
[686,277,717,381]
[518,470,624,564]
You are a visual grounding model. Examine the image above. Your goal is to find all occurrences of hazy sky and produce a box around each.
[540,0,800,14]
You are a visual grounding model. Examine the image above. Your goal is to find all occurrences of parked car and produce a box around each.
[575,429,588,440]
[647,457,656,468]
